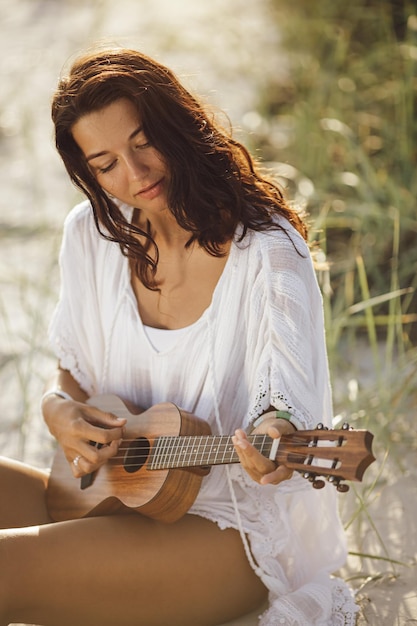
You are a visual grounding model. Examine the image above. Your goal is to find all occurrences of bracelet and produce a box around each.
[251,409,294,430]
[41,389,74,407]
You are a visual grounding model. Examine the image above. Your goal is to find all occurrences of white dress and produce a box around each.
[49,200,358,625]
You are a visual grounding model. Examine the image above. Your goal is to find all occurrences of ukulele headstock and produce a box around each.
[278,422,375,492]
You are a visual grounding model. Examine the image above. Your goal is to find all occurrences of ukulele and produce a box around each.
[46,394,375,524]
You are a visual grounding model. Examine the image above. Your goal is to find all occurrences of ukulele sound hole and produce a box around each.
[123,437,150,474]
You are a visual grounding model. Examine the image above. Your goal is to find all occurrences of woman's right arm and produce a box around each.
[41,366,126,477]
[42,366,89,406]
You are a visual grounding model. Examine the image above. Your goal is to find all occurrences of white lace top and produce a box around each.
[49,200,358,625]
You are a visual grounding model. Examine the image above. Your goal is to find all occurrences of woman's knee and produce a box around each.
[0,457,50,528]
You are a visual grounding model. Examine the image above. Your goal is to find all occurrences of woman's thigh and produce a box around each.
[2,512,267,626]
[0,456,51,528]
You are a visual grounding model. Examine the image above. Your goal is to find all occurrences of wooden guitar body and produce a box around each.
[46,395,211,523]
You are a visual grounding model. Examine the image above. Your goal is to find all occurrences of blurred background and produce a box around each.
[0,0,416,623]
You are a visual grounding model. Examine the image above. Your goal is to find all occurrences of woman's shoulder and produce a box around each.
[241,216,310,259]
[60,200,103,261]
[64,198,133,233]
[63,199,95,230]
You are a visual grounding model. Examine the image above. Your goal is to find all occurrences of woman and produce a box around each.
[0,48,358,625]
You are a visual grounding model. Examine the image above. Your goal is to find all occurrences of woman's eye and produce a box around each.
[99,161,116,174]
[135,140,150,150]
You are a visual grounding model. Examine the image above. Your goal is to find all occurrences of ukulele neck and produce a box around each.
[149,434,272,470]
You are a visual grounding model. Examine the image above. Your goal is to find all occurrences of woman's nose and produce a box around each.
[125,153,149,181]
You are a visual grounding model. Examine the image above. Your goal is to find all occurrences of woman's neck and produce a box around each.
[133,207,191,250]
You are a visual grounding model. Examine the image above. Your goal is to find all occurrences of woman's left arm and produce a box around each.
[235,228,329,485]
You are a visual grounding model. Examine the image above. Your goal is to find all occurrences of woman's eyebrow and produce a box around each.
[128,125,143,141]
[86,125,143,162]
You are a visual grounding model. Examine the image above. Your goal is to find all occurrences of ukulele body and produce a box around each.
[46,395,211,524]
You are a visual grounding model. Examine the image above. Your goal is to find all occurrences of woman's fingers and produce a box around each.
[232,427,293,485]
[70,438,121,477]
[58,403,126,476]
[75,405,126,440]
[259,463,293,485]
[232,429,276,481]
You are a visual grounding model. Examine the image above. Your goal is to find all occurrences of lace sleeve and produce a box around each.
[246,228,333,430]
[48,202,104,395]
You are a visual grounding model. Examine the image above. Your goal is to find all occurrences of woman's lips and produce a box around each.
[136,179,164,199]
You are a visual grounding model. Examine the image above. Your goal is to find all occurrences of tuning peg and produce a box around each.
[336,483,349,493]
[303,472,325,489]
[328,476,350,493]
[316,423,329,430]
[342,423,350,430]
[312,479,325,489]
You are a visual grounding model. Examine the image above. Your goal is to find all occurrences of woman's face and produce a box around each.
[72,98,171,216]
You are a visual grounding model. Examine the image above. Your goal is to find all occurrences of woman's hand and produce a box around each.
[43,396,127,478]
[232,417,295,486]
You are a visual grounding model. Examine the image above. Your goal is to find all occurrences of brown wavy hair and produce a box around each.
[52,47,308,289]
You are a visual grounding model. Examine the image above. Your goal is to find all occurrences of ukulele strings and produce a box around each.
[103,434,335,467]
[109,437,254,465]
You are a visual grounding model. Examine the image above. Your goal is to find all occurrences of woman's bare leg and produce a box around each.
[0,459,267,626]
[0,456,51,528]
